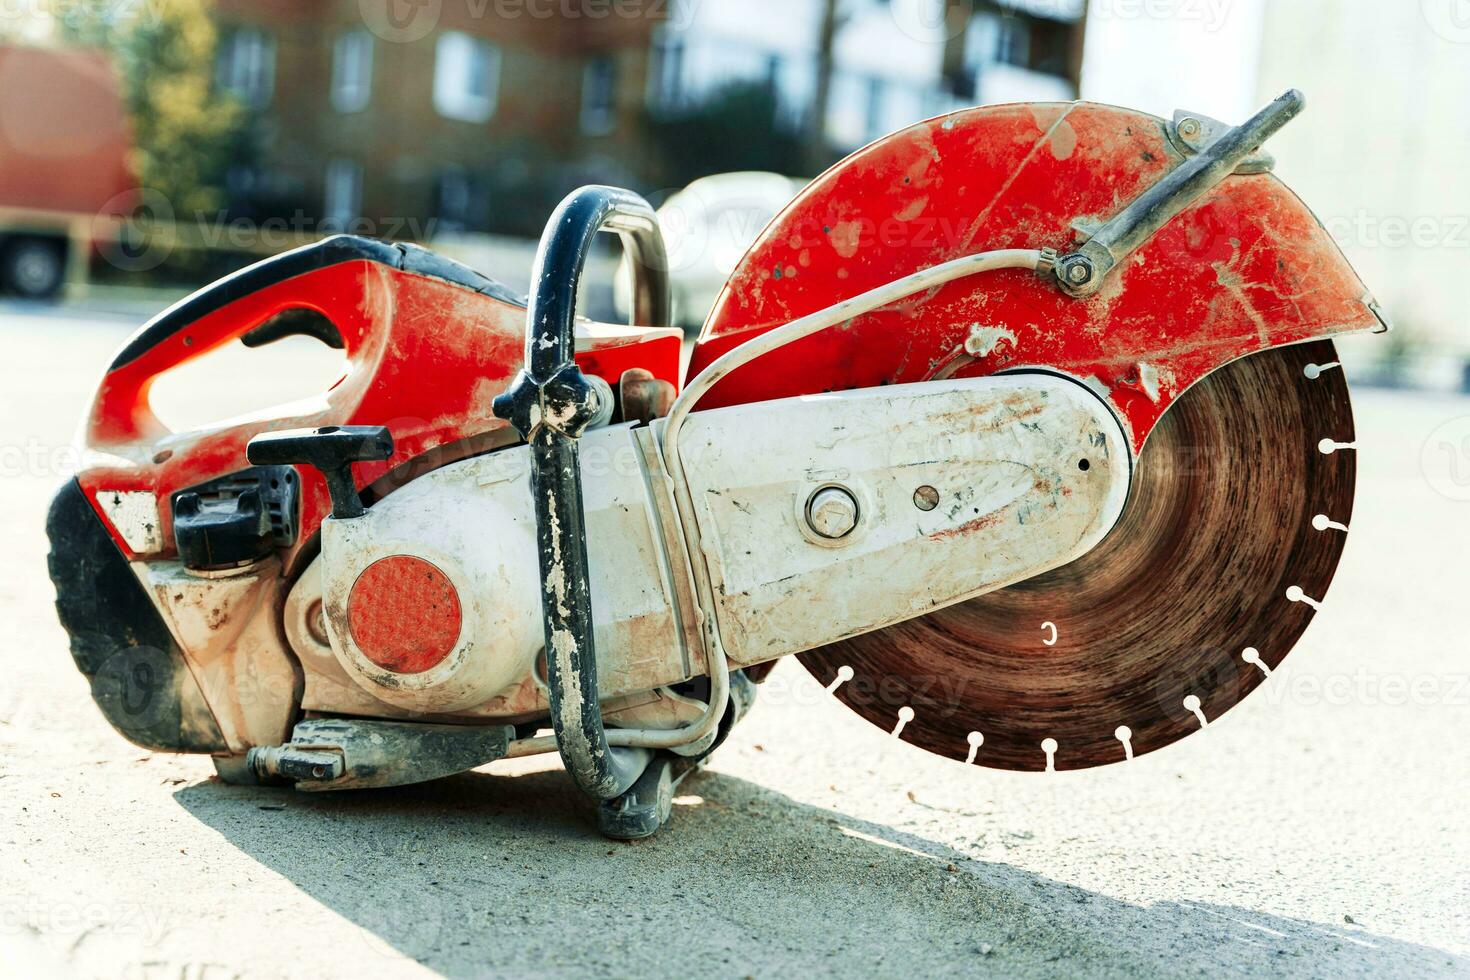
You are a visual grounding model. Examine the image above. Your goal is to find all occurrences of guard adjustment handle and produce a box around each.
[246,425,393,519]
[1055,88,1306,298]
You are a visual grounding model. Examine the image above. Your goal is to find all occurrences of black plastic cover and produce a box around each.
[171,465,299,570]
[46,479,227,752]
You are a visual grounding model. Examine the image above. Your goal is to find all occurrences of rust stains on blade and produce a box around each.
[799,341,1356,772]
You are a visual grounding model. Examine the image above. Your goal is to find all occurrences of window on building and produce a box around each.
[825,72,869,149]
[225,164,257,198]
[332,29,374,113]
[1025,17,1073,78]
[438,169,470,225]
[647,28,683,112]
[433,31,500,123]
[972,11,1072,80]
[323,159,363,229]
[216,28,275,109]
[864,76,885,143]
[434,168,484,232]
[996,17,1032,69]
[581,56,618,135]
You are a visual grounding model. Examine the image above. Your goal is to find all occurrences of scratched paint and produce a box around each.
[964,325,1018,359]
[690,101,1380,455]
[679,375,1130,669]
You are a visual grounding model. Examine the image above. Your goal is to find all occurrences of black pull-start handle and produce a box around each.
[247,425,393,519]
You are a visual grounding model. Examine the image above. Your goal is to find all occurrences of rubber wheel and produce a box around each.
[1,237,67,299]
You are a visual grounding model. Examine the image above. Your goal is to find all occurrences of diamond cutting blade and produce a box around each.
[797,340,1356,771]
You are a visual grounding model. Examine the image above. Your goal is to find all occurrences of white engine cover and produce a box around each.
[315,424,698,714]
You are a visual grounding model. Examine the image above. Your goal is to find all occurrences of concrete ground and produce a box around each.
[0,304,1466,979]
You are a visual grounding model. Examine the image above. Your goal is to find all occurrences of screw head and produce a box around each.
[806,486,859,539]
[913,485,940,511]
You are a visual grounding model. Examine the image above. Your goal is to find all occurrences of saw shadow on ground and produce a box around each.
[171,765,1464,979]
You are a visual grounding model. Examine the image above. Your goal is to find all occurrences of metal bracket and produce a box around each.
[1169,110,1277,175]
[597,669,757,839]
[247,718,514,790]
[1053,89,1306,299]
[1365,295,1394,334]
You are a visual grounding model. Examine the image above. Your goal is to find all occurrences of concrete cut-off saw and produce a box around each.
[48,91,1383,837]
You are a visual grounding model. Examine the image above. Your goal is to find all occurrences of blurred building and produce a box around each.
[210,0,1084,239]
[1079,0,1265,124]
[1081,0,1468,376]
[651,0,1084,151]
[213,0,667,238]
[1254,0,1470,371]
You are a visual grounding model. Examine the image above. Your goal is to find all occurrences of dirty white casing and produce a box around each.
[319,489,543,713]
[294,374,1130,718]
[672,374,1130,666]
[313,424,697,714]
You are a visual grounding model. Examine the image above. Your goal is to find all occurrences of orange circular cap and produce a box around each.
[348,556,462,674]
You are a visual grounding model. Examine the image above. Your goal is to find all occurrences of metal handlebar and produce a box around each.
[492,185,669,801]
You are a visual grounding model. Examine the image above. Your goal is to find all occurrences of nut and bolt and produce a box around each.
[806,486,860,539]
[1177,116,1203,141]
[1051,254,1096,293]
[1064,255,1099,285]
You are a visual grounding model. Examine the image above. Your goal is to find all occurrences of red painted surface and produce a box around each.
[0,45,134,215]
[348,556,462,674]
[77,260,682,563]
[691,102,1379,449]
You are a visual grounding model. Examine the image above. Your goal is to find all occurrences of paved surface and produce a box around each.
[1,305,1467,979]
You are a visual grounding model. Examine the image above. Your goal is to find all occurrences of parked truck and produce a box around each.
[0,44,134,299]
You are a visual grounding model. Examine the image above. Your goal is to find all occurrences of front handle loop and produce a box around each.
[492,185,669,801]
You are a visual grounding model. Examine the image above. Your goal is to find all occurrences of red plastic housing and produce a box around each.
[77,240,682,567]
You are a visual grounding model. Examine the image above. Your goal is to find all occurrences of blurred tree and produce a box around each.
[804,0,976,172]
[941,0,976,96]
[804,0,848,174]
[647,82,805,188]
[59,0,249,217]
